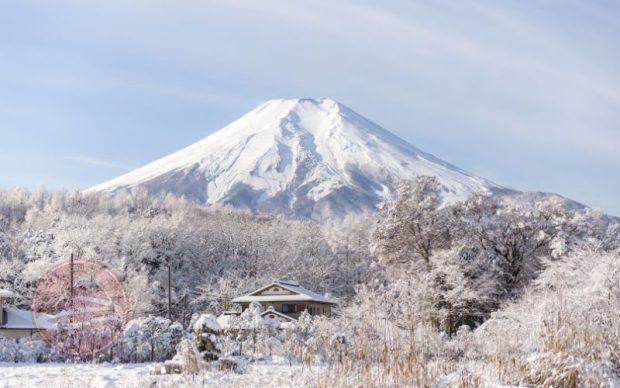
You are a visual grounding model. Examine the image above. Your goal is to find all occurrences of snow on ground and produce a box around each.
[0,358,319,388]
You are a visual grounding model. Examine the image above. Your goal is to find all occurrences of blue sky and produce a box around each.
[0,0,618,215]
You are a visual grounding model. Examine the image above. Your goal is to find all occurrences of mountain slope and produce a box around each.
[89,98,511,219]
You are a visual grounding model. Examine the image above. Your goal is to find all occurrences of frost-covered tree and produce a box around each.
[324,212,379,293]
[451,194,583,291]
[424,247,503,333]
[372,176,450,272]
[0,187,374,325]
[369,178,614,334]
[284,310,316,360]
[118,316,184,362]
[229,301,267,355]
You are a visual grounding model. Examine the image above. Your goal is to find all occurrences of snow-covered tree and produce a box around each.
[0,187,373,323]
[372,176,450,272]
[284,310,316,360]
[230,302,267,355]
[193,313,223,361]
[118,316,184,362]
[450,194,582,291]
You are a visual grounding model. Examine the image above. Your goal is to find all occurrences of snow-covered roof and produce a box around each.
[1,307,57,330]
[0,289,16,298]
[216,307,296,330]
[231,280,336,304]
[260,307,296,323]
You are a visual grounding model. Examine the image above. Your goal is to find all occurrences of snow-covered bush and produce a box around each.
[263,336,283,356]
[283,311,316,363]
[0,336,18,362]
[116,316,184,362]
[0,336,50,363]
[17,338,50,363]
[154,339,203,375]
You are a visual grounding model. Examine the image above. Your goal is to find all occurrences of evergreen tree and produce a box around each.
[193,314,223,361]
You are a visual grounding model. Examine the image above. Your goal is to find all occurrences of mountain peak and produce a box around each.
[256,97,344,120]
[89,98,507,219]
[252,98,343,124]
[260,97,340,107]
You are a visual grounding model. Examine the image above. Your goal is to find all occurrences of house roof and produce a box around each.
[1,307,57,330]
[216,307,297,330]
[260,307,296,322]
[0,289,16,298]
[231,280,337,304]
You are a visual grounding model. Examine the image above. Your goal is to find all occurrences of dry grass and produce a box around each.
[305,251,620,387]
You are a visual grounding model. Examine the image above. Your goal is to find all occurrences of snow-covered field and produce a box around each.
[0,358,318,388]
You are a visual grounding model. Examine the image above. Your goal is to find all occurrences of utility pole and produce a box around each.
[70,253,74,311]
[167,258,172,321]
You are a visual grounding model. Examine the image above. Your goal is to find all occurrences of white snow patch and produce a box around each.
[0,358,321,388]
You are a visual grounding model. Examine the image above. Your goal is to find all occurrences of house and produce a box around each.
[217,306,297,330]
[0,289,56,339]
[231,279,337,320]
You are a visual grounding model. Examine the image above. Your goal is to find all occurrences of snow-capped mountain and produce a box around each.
[89,98,512,219]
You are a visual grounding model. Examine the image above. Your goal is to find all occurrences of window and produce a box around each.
[282,304,296,313]
[307,306,319,315]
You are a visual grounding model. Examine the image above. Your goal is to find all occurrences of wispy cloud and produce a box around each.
[66,156,133,172]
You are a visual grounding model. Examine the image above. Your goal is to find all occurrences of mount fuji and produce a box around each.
[89,98,513,219]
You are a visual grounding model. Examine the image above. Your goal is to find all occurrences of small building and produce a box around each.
[0,289,55,339]
[260,306,296,327]
[231,279,337,320]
